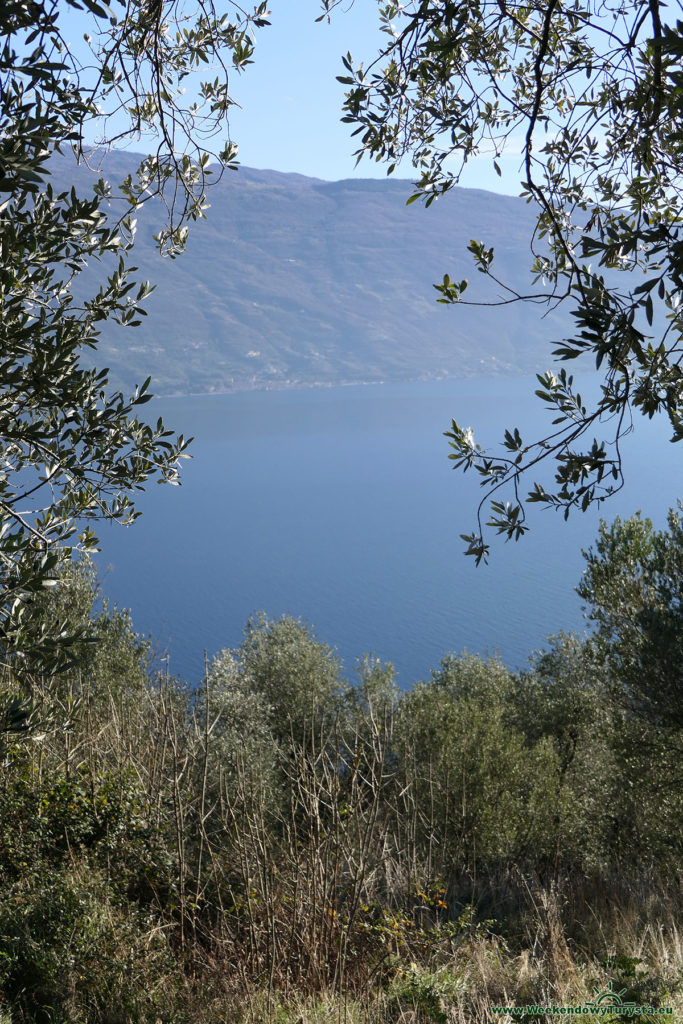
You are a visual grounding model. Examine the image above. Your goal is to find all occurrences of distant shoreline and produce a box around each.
[147,366,551,402]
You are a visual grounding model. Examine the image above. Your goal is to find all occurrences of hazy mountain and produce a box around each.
[49,152,570,396]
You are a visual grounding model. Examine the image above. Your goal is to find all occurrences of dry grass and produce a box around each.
[166,891,683,1024]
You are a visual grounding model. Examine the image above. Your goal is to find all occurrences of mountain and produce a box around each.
[48,152,570,396]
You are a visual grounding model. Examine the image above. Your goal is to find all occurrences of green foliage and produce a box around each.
[0,864,181,1024]
[393,656,561,877]
[578,507,683,730]
[237,612,345,747]
[512,636,619,871]
[0,0,269,672]
[0,520,682,1019]
[569,511,683,864]
[388,962,464,1021]
[196,646,283,836]
[331,0,683,560]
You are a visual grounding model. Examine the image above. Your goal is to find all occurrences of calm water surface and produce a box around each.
[97,377,679,684]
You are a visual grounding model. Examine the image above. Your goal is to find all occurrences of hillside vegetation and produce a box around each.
[0,512,681,1023]
[50,152,571,396]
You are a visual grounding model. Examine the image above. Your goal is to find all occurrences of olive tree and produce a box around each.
[328,0,683,561]
[0,0,268,670]
[578,508,683,732]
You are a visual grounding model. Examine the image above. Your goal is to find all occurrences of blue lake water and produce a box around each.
[96,376,680,685]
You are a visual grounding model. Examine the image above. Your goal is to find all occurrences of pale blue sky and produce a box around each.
[62,2,521,194]
[224,3,521,194]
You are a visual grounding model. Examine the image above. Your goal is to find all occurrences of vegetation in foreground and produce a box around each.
[0,511,681,1023]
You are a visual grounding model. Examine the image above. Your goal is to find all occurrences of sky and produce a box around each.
[62,2,522,195]
[225,3,521,194]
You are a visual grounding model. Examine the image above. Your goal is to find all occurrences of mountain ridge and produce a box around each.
[49,153,568,396]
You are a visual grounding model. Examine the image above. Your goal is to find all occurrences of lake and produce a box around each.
[96,376,680,685]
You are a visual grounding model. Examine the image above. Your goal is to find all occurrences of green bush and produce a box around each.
[392,655,561,878]
[0,519,681,1019]
[0,864,181,1023]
